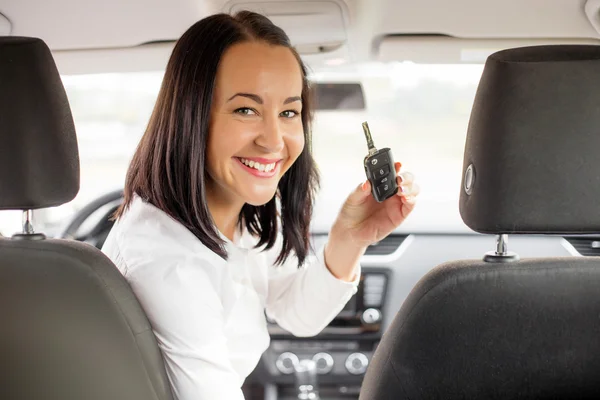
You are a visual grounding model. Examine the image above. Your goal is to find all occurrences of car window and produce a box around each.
[0,63,484,236]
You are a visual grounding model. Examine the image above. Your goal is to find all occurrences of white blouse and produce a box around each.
[101,196,360,400]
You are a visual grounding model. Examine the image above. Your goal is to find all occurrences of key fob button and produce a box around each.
[375,165,390,178]
[377,183,390,196]
[368,153,389,167]
[380,177,388,184]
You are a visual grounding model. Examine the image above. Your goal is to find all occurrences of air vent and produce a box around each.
[365,235,407,256]
[564,237,600,256]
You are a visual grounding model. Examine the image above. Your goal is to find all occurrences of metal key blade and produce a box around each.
[362,121,377,155]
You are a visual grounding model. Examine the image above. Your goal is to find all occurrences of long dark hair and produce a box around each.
[115,11,319,267]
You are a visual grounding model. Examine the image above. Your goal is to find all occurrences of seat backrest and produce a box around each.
[360,45,600,400]
[0,37,174,400]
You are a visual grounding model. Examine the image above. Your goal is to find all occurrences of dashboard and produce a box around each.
[244,232,582,400]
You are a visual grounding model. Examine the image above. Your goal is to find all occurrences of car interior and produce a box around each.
[2,1,600,399]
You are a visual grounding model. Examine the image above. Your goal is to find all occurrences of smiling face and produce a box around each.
[206,41,305,209]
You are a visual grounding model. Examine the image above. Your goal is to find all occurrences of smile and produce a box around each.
[238,157,277,172]
[235,157,281,178]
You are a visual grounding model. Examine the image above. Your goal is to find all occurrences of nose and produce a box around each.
[254,116,285,153]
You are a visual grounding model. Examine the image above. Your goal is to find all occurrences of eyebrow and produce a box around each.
[227,93,302,105]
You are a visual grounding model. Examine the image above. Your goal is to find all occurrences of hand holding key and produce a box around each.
[331,160,419,248]
[323,122,420,281]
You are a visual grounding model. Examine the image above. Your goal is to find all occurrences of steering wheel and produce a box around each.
[58,189,124,249]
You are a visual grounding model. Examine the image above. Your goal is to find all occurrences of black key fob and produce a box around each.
[364,148,398,202]
[361,122,398,203]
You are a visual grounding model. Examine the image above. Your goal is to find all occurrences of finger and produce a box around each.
[394,161,402,174]
[399,180,420,196]
[398,171,414,185]
[396,176,403,194]
[346,180,372,205]
[397,180,419,201]
[361,180,372,193]
[402,194,417,210]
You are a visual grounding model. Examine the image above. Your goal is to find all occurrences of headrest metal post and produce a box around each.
[11,209,45,241]
[496,234,508,256]
[483,234,520,263]
[22,209,34,234]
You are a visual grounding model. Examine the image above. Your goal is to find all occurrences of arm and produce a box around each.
[126,254,246,400]
[323,225,367,282]
[265,239,361,337]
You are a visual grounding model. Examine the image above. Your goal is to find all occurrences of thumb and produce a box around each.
[346,180,372,206]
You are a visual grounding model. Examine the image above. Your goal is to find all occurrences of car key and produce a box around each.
[362,121,398,203]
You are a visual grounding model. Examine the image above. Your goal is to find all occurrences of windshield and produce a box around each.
[0,62,484,237]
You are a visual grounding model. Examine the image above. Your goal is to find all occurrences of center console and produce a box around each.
[246,268,390,400]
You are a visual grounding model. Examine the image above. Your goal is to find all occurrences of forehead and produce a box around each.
[214,41,303,100]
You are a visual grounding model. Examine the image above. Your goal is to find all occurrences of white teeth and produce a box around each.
[240,158,276,173]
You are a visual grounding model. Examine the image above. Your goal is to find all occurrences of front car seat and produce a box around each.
[359,45,600,399]
[0,37,174,400]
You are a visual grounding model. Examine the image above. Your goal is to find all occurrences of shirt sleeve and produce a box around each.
[265,240,361,337]
[124,253,246,400]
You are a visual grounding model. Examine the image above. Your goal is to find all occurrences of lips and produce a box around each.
[238,157,277,172]
[234,157,282,178]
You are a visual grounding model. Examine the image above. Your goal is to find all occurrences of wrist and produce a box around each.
[324,229,366,282]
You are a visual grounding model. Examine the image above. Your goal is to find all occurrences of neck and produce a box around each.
[205,186,244,242]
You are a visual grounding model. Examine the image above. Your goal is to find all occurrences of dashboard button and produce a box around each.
[276,352,299,375]
[345,353,369,375]
[312,352,334,374]
[361,308,382,325]
[364,294,383,307]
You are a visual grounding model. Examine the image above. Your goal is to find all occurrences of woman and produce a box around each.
[102,10,419,400]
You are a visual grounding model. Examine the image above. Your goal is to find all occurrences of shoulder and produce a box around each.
[107,196,227,279]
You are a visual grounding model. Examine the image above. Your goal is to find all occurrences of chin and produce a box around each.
[243,190,278,207]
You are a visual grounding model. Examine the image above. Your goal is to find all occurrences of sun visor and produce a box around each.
[227,0,348,54]
[377,36,600,64]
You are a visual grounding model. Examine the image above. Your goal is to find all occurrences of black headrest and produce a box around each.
[0,37,79,210]
[460,45,600,234]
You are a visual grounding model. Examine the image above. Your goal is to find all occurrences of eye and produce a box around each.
[280,110,299,118]
[234,107,257,116]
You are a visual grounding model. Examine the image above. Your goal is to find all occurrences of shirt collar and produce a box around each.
[219,225,255,251]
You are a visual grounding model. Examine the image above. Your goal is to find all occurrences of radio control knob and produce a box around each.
[276,352,299,375]
[312,352,334,374]
[345,353,369,375]
[361,308,382,325]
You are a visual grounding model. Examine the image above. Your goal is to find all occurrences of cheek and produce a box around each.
[286,130,306,162]
[206,121,230,178]
[205,128,219,169]
[206,118,242,169]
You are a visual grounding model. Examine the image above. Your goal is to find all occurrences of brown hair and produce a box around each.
[115,11,319,266]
